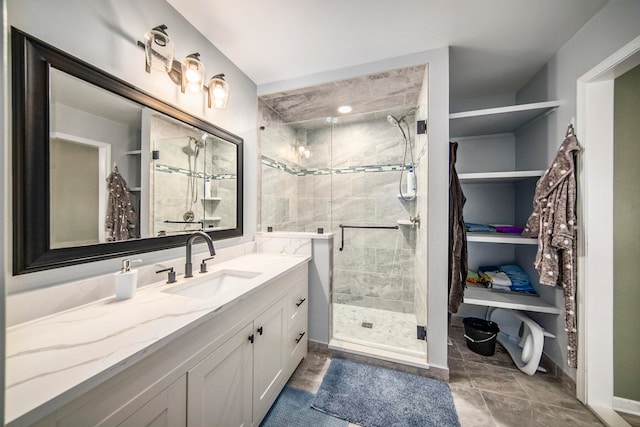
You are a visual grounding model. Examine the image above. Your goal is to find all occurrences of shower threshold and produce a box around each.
[329,337,429,370]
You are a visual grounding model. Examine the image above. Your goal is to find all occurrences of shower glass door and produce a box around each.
[328,110,424,358]
[259,108,426,360]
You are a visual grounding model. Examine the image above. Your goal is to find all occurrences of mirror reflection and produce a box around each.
[49,68,238,250]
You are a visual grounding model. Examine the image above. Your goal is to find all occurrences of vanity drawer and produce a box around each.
[288,280,308,330]
[287,320,308,366]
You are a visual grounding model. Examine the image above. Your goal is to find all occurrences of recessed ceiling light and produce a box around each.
[337,105,352,114]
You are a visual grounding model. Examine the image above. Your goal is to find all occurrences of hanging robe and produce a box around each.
[522,129,580,368]
[105,169,137,241]
[448,141,467,314]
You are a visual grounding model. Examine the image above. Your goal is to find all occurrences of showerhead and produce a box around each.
[195,133,208,148]
[387,115,400,126]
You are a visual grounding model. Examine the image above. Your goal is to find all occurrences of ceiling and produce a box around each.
[168,0,608,103]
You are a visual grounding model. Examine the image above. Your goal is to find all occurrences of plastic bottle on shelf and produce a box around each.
[406,165,416,197]
[204,177,212,198]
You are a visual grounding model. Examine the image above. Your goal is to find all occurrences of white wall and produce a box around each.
[3,0,258,293]
[515,0,640,379]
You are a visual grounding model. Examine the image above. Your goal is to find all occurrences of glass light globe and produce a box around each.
[144,25,174,73]
[208,74,229,109]
[181,53,205,93]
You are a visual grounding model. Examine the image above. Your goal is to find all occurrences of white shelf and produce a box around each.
[449,101,560,137]
[203,217,221,222]
[464,287,560,314]
[397,219,413,226]
[202,197,222,202]
[125,150,142,155]
[467,232,537,245]
[459,170,544,184]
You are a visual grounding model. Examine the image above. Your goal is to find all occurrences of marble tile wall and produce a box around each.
[259,103,419,313]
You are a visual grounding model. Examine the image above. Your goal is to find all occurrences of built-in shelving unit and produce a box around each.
[451,101,560,314]
[464,287,561,314]
[466,232,537,245]
[458,170,544,184]
[449,100,560,137]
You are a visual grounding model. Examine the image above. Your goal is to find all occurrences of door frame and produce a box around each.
[576,35,640,423]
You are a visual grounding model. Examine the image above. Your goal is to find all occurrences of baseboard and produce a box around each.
[540,352,576,395]
[589,405,632,427]
[613,396,640,416]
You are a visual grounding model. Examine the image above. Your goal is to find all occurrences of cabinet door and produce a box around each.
[187,323,253,427]
[119,375,186,427]
[253,299,287,424]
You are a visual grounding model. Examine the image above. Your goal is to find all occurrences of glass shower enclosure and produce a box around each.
[260,107,427,363]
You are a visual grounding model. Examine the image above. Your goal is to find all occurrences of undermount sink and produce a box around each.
[163,269,261,299]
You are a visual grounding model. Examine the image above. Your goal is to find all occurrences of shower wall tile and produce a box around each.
[333,293,376,309]
[334,246,376,272]
[403,275,416,301]
[360,274,404,301]
[331,198,376,222]
[374,298,413,313]
[375,248,415,277]
[296,198,330,222]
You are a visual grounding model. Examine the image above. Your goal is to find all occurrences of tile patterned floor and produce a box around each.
[332,303,425,354]
[287,321,609,427]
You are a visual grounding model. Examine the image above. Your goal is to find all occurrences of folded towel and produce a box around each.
[483,270,512,287]
[465,222,496,233]
[490,224,524,234]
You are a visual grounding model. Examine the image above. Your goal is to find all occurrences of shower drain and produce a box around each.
[361,321,373,329]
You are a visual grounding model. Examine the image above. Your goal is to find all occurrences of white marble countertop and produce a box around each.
[5,252,310,425]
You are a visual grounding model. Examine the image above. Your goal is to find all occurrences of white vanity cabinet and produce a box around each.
[24,261,309,427]
[188,323,254,427]
[119,376,188,427]
[188,299,289,427]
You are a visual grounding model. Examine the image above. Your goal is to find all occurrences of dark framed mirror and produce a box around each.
[12,27,244,275]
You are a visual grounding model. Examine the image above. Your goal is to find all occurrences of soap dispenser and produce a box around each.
[114,259,142,300]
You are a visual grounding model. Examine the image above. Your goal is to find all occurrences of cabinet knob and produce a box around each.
[296,298,306,307]
[295,332,306,343]
[248,334,254,343]
[257,326,263,335]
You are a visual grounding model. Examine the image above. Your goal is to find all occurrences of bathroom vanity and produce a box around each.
[6,253,309,427]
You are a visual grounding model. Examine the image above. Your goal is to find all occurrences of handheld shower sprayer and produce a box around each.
[388,107,419,201]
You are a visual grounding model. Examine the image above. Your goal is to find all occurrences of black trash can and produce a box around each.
[463,317,500,356]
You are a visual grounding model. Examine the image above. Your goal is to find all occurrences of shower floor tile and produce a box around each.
[333,303,425,354]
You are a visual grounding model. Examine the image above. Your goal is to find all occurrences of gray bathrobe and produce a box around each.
[522,131,580,368]
[448,142,467,314]
[105,169,138,241]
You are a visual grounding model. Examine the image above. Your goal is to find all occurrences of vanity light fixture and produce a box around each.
[181,53,205,93]
[144,25,174,73]
[139,25,229,109]
[208,74,229,109]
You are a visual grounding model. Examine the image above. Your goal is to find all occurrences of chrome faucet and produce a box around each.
[185,231,216,278]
